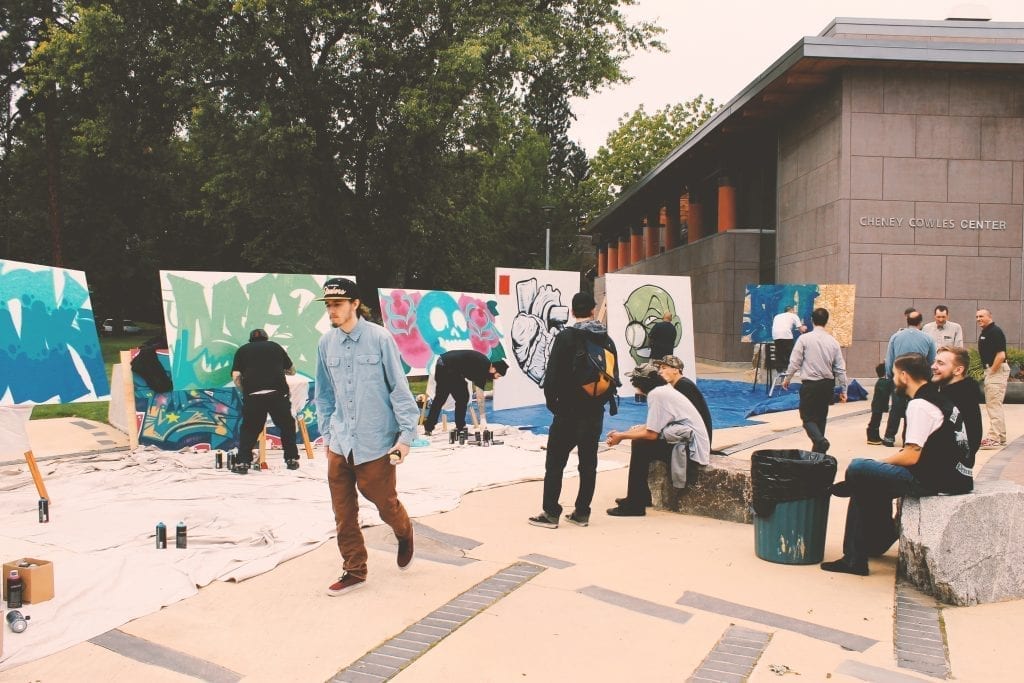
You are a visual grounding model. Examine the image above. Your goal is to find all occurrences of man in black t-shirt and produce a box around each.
[231,329,300,472]
[931,346,982,459]
[821,353,972,576]
[976,308,1008,448]
[648,312,677,362]
[422,350,507,435]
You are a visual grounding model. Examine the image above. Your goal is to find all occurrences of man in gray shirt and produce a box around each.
[882,310,936,447]
[922,305,963,349]
[782,307,848,453]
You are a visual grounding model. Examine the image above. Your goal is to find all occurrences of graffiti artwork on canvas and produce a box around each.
[0,259,110,405]
[378,288,505,375]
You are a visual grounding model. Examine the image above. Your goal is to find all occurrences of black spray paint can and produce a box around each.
[156,522,167,549]
[176,522,187,549]
[38,498,49,523]
[215,450,223,469]
[227,449,236,468]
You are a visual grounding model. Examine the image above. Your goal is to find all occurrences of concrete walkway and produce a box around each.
[4,366,1024,682]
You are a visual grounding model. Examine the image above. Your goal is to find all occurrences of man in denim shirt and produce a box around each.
[314,278,420,596]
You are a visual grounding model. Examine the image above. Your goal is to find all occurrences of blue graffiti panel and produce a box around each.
[742,284,819,343]
[0,259,110,405]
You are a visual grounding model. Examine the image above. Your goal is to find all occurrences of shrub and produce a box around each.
[968,348,1024,381]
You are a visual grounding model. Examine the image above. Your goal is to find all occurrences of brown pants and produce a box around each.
[327,449,412,580]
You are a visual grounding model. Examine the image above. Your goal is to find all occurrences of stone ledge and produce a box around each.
[648,456,753,524]
[898,480,1024,606]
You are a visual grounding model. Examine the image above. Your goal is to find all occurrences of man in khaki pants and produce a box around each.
[976,308,1008,448]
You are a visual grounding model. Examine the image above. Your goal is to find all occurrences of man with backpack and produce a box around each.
[528,292,619,529]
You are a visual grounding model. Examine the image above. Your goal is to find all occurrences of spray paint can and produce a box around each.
[483,430,491,447]
[38,497,49,523]
[156,522,167,549]
[227,449,236,468]
[215,450,223,469]
[6,609,28,633]
[474,431,481,444]
[449,429,457,444]
[176,522,187,549]
[6,570,23,609]
[458,431,466,445]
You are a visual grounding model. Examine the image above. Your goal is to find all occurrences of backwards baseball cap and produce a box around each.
[316,277,360,301]
[627,362,660,380]
[653,355,684,370]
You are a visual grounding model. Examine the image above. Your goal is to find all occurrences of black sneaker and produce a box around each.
[820,557,869,576]
[565,512,589,527]
[285,459,299,470]
[606,505,645,517]
[881,437,895,448]
[528,512,559,529]
[231,463,249,475]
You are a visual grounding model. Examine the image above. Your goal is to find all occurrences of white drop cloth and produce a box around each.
[0,426,621,671]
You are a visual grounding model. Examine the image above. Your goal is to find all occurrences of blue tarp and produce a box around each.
[480,378,867,436]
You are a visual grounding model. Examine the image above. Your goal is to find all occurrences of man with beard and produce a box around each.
[821,353,973,576]
[931,346,982,459]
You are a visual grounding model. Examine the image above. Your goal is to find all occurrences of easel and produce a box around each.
[256,416,315,467]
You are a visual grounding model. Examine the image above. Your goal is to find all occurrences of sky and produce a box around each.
[569,1,1024,155]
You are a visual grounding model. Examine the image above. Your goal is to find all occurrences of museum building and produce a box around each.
[589,17,1024,376]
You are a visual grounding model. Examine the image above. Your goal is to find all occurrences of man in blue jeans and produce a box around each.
[821,352,973,576]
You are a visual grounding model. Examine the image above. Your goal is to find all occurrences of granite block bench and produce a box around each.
[648,456,753,524]
[898,480,1024,606]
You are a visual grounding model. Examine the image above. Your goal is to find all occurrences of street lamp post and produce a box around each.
[542,205,554,270]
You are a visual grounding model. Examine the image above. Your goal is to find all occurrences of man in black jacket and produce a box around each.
[423,350,507,435]
[231,329,300,473]
[932,346,982,459]
[528,292,619,529]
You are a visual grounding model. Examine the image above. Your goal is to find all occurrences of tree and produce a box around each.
[581,95,718,222]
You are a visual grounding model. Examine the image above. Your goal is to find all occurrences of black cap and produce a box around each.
[571,292,596,316]
[316,277,360,301]
[492,359,509,377]
[249,329,269,342]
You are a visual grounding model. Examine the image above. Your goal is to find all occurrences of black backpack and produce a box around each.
[571,329,619,413]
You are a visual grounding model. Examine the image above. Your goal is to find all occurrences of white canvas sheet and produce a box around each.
[604,274,697,381]
[0,406,32,458]
[0,431,622,671]
[493,268,579,410]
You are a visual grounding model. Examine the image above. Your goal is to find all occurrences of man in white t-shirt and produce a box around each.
[604,363,710,517]
[821,352,972,576]
[771,305,806,369]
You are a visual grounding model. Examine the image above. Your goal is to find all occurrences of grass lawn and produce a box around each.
[30,326,431,424]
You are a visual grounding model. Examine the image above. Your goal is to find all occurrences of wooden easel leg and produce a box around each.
[120,350,139,451]
[298,419,314,459]
[417,394,427,426]
[258,426,268,469]
[24,450,50,501]
[467,405,480,429]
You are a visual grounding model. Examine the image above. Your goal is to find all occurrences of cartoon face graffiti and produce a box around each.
[623,285,678,365]
[417,291,470,355]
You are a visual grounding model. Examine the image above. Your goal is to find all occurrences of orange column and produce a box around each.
[630,225,643,263]
[662,204,676,252]
[597,246,607,277]
[606,241,618,272]
[717,176,736,232]
[688,201,703,244]
[644,215,658,258]
[619,234,631,267]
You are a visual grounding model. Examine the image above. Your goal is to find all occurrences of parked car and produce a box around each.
[101,319,142,335]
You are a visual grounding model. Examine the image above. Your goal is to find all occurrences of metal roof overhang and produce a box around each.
[585,33,1024,239]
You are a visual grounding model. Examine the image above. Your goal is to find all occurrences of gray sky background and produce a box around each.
[569,1,1023,155]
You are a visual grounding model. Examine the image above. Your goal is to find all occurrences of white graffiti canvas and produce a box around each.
[493,268,580,410]
[604,273,697,382]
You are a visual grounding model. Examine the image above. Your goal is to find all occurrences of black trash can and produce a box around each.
[751,449,837,564]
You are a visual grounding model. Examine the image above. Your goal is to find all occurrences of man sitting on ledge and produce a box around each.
[822,352,973,576]
[605,363,710,517]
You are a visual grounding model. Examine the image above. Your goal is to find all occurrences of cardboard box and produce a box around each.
[3,558,54,604]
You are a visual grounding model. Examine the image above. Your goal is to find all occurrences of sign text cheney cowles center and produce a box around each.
[859,216,1007,230]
